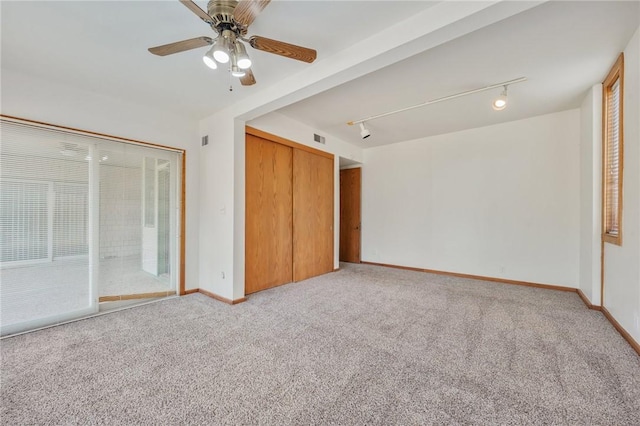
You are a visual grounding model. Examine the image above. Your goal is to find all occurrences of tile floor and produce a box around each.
[0,255,172,327]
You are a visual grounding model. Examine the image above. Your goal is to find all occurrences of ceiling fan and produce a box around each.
[148,0,317,86]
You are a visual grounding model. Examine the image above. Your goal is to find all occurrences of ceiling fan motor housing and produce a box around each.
[207,0,241,34]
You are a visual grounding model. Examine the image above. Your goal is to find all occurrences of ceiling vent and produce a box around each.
[313,134,326,144]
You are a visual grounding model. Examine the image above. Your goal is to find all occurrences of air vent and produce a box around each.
[313,133,326,144]
[202,135,209,146]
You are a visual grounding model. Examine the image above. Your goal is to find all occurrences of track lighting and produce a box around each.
[359,122,371,139]
[347,77,526,138]
[202,47,218,69]
[492,86,508,111]
[234,41,252,70]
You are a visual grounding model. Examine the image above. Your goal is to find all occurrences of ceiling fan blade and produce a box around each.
[249,36,317,63]
[233,0,271,28]
[240,69,256,86]
[179,0,214,24]
[148,36,213,56]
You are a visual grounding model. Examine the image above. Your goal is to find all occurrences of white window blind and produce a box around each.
[0,180,50,263]
[602,53,624,246]
[53,183,89,258]
[0,120,93,333]
[605,78,620,236]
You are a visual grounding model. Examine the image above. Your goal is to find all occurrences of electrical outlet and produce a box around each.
[221,271,225,279]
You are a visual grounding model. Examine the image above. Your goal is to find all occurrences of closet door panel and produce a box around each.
[293,149,334,282]
[245,135,293,294]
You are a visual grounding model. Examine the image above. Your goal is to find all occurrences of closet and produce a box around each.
[245,127,333,294]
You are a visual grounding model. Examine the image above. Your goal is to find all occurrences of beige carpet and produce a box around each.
[1,263,639,424]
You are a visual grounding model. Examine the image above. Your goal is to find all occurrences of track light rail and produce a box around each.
[347,77,527,126]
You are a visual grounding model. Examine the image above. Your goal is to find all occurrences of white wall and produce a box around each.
[197,111,238,299]
[99,165,142,259]
[248,112,364,164]
[603,28,640,344]
[579,84,603,304]
[362,109,581,287]
[193,1,542,301]
[1,68,201,290]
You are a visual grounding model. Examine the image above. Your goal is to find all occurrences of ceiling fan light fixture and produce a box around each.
[202,47,218,69]
[492,86,508,111]
[230,49,246,77]
[231,65,246,78]
[234,41,252,70]
[149,1,318,88]
[212,34,231,64]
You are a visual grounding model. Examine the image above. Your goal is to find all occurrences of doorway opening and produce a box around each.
[339,159,362,264]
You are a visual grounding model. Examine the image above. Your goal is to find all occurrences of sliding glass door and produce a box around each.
[0,119,182,336]
[97,143,178,301]
[0,123,97,334]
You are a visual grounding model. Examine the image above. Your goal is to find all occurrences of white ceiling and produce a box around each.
[0,0,437,119]
[276,0,640,146]
[1,1,638,149]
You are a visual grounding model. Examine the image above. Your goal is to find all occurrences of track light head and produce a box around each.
[359,122,371,139]
[492,85,508,111]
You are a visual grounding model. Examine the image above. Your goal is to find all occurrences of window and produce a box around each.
[602,53,624,245]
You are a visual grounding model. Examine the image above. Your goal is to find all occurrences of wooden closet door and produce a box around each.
[293,149,334,281]
[245,135,293,294]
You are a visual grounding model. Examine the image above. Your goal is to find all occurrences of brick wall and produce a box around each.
[99,164,142,259]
